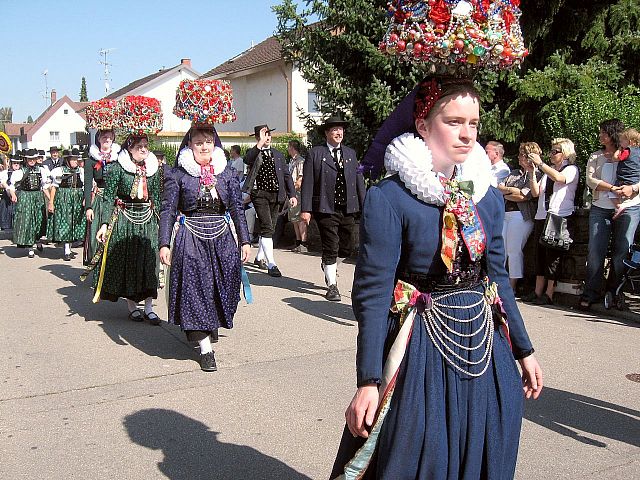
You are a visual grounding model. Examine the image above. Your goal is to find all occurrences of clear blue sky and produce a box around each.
[1,0,288,123]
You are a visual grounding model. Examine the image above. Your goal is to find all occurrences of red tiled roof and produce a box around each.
[201,36,283,78]
[3,123,30,136]
[26,96,86,141]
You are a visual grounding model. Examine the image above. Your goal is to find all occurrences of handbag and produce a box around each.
[539,212,572,251]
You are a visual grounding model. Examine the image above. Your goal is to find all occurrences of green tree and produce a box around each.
[274,0,640,163]
[27,115,34,123]
[79,77,89,102]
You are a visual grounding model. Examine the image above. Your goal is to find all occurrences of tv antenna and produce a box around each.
[99,48,116,94]
[42,69,49,105]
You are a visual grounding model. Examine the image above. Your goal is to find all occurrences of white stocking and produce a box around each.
[199,336,213,354]
[256,237,265,261]
[324,262,337,286]
[126,299,138,312]
[261,237,276,267]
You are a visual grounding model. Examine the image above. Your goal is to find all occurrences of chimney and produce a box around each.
[50,89,57,105]
[181,58,192,68]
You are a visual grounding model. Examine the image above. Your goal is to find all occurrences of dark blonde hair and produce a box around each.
[519,142,542,156]
[621,128,640,147]
[414,77,480,122]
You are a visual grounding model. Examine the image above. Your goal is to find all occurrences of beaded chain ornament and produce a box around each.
[381,0,527,74]
[116,96,163,136]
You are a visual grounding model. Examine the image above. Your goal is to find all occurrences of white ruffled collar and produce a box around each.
[89,143,120,162]
[384,133,492,205]
[117,149,159,177]
[177,146,227,178]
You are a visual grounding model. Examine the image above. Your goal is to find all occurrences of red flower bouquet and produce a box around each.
[174,79,237,125]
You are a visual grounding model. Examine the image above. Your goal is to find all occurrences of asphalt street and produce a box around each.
[0,237,638,479]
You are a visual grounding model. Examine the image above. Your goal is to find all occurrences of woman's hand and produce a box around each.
[86,208,94,222]
[48,201,55,214]
[519,355,543,400]
[289,196,298,208]
[611,185,636,200]
[345,385,379,438]
[527,153,543,167]
[10,191,17,203]
[96,225,108,244]
[241,244,251,263]
[159,246,171,266]
[300,212,311,224]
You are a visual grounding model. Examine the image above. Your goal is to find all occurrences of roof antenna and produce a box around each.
[99,48,116,94]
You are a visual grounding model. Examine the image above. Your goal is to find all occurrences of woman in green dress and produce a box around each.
[83,129,120,265]
[48,148,86,260]
[10,148,50,257]
[95,134,161,324]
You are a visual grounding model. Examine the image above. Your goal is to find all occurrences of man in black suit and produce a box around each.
[43,146,62,171]
[300,115,365,301]
[243,125,297,277]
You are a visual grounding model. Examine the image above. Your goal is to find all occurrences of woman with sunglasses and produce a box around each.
[523,139,579,305]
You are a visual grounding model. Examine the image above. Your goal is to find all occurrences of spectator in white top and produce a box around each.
[485,140,510,186]
[523,138,579,305]
[229,145,246,179]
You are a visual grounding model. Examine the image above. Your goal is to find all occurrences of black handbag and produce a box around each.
[539,168,573,251]
[539,212,572,251]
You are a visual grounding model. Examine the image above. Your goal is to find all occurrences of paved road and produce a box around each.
[0,238,638,479]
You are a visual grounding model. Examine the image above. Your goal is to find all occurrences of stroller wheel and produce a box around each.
[604,291,614,310]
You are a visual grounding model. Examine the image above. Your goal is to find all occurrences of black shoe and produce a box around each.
[200,351,217,372]
[521,291,539,303]
[128,310,144,322]
[144,311,161,325]
[253,258,268,270]
[70,251,77,258]
[531,293,553,306]
[326,284,341,302]
[63,253,71,261]
[36,242,44,252]
[268,265,282,277]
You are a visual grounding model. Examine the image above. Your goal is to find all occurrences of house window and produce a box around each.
[308,90,321,113]
[50,131,60,142]
[64,109,69,114]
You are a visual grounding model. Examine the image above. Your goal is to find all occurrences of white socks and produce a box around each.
[144,297,153,315]
[256,238,265,261]
[260,237,276,268]
[199,336,213,354]
[126,299,138,313]
[324,262,337,286]
[64,243,71,255]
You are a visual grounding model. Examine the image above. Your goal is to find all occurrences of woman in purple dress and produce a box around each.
[159,126,251,372]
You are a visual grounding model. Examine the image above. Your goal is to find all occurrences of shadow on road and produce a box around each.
[40,263,195,362]
[124,409,312,480]
[524,386,640,448]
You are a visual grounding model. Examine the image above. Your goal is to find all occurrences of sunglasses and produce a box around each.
[550,148,562,155]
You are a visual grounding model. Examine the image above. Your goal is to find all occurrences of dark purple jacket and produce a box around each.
[159,165,250,248]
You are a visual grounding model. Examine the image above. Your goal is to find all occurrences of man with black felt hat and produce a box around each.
[300,114,365,301]
[243,124,297,277]
[43,146,62,171]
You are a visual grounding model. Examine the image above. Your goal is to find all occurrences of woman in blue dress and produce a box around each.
[159,126,251,372]
[330,74,543,480]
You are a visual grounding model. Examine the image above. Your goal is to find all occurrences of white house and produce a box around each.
[4,90,88,152]
[105,59,200,144]
[200,36,320,144]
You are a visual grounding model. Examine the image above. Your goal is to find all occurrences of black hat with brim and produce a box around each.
[24,148,39,158]
[49,146,60,152]
[253,125,276,138]
[318,114,349,133]
[62,148,81,159]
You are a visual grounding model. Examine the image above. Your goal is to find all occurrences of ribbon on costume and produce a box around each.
[80,200,123,287]
[130,162,148,200]
[440,179,486,272]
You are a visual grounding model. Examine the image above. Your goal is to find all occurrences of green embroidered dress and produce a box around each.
[48,166,86,242]
[95,151,160,303]
[83,144,120,265]
[12,166,48,247]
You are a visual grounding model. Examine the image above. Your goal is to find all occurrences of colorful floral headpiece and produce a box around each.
[116,96,163,135]
[85,99,118,130]
[174,79,237,125]
[381,0,528,74]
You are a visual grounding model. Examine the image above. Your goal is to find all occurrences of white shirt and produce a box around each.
[490,160,511,186]
[229,156,246,177]
[535,162,579,219]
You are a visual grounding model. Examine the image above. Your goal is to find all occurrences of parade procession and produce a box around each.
[2,1,640,479]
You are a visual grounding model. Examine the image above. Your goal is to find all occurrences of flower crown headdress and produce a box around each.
[116,96,163,136]
[174,79,237,126]
[85,99,118,130]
